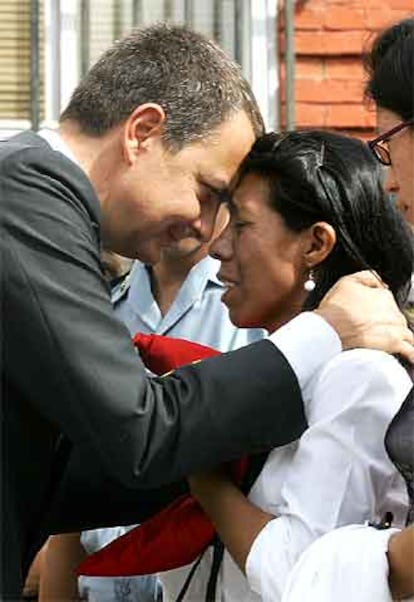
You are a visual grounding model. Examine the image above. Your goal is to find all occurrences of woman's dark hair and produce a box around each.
[237,130,413,309]
[365,17,414,121]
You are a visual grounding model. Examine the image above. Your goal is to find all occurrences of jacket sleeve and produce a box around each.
[2,146,306,492]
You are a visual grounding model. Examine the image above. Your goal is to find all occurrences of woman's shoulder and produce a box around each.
[317,348,410,385]
[307,349,412,422]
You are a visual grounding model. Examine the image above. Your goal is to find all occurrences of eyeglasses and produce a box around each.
[368,120,413,166]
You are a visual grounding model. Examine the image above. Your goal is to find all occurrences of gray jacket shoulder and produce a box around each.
[0,131,100,226]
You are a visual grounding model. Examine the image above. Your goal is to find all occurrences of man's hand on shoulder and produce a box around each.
[315,271,414,363]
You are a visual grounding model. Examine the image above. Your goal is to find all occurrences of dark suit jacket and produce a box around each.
[0,131,306,597]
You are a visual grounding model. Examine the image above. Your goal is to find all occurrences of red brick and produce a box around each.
[295,7,325,30]
[326,104,376,128]
[324,57,365,80]
[389,0,414,9]
[302,0,396,8]
[292,31,367,55]
[309,0,367,6]
[302,0,360,6]
[277,0,414,135]
[292,78,364,103]
[365,8,414,30]
[358,0,387,5]
[282,58,324,80]
[293,103,328,128]
[331,0,384,6]
[324,7,365,30]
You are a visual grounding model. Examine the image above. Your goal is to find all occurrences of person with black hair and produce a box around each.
[366,17,414,225]
[258,18,414,602]
[154,130,414,602]
[365,17,414,601]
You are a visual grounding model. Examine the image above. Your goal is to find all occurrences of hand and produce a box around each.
[315,271,414,362]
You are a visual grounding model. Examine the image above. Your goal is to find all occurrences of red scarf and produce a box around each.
[78,333,249,577]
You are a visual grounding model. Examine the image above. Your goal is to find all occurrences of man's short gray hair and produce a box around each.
[60,23,264,150]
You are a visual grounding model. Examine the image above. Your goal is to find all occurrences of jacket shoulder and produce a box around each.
[0,133,100,226]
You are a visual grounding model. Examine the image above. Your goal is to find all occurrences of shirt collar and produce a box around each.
[38,128,80,166]
[198,255,223,287]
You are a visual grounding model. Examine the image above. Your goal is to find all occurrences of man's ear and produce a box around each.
[122,103,166,164]
[304,221,336,269]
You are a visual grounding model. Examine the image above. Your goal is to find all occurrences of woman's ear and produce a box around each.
[304,221,336,268]
[121,103,166,165]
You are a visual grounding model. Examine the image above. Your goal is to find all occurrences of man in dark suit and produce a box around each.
[1,23,412,598]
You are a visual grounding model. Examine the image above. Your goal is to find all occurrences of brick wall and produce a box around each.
[279,0,414,137]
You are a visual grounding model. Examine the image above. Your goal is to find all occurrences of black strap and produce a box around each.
[175,548,207,602]
[174,451,269,601]
[205,535,224,601]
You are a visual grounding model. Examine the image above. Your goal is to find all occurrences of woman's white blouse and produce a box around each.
[160,349,411,602]
[280,524,410,602]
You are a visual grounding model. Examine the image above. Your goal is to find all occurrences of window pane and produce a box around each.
[0,0,44,123]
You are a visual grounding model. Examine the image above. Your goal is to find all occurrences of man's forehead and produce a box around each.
[204,139,254,189]
[209,111,255,151]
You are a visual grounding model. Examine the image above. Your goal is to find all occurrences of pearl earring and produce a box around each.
[304,270,315,292]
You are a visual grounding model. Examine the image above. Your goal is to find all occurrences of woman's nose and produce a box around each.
[209,223,233,261]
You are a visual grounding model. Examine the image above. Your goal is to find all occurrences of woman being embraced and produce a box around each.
[160,129,413,602]
[279,18,414,602]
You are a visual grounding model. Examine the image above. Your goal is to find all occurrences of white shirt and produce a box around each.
[112,257,265,349]
[281,524,414,602]
[160,348,411,602]
[38,127,80,165]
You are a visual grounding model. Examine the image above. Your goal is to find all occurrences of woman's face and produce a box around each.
[210,173,310,333]
[377,108,414,226]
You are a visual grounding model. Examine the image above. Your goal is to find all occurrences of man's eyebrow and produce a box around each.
[200,180,231,203]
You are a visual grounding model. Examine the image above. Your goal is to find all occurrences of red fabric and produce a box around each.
[132,332,220,373]
[79,495,216,576]
[78,333,247,577]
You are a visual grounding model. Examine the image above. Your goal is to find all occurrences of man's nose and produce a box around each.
[209,223,233,261]
[191,200,222,243]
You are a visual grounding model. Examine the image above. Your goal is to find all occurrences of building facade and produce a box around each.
[1,0,412,139]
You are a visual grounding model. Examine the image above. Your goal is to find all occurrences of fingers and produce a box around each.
[348,270,387,289]
[389,305,411,330]
[401,325,414,346]
[396,339,414,364]
[385,322,414,363]
[317,269,412,358]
